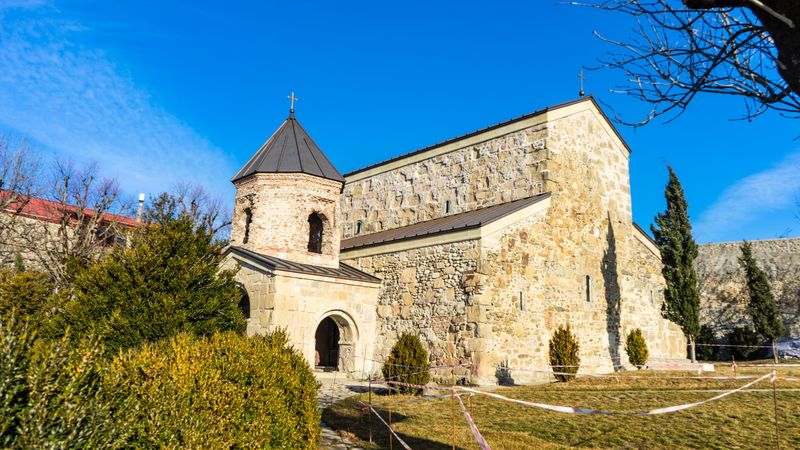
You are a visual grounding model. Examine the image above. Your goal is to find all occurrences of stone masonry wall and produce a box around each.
[623,233,685,360]
[341,125,549,238]
[342,240,481,379]
[696,238,800,338]
[231,173,343,268]
[223,255,380,376]
[466,110,684,383]
[341,104,686,383]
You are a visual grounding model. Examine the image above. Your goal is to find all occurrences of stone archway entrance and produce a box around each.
[314,314,356,373]
[315,317,339,369]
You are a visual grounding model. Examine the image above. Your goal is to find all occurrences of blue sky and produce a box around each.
[1,0,798,243]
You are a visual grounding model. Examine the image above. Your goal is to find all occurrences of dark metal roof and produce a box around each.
[226,246,380,283]
[341,193,551,251]
[344,96,631,178]
[232,113,345,183]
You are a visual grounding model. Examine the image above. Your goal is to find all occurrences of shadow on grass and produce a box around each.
[322,396,471,450]
[566,421,627,448]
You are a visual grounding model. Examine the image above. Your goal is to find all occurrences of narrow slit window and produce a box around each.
[355,220,363,235]
[445,200,451,214]
[243,208,252,244]
[308,213,324,253]
[585,275,592,303]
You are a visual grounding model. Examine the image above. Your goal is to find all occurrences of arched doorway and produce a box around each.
[315,317,340,369]
[238,289,251,319]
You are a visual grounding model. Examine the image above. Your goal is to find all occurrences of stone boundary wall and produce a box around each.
[697,238,800,338]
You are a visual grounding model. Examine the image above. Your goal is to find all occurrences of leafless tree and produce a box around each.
[576,0,800,125]
[0,137,41,244]
[20,160,133,283]
[143,183,232,239]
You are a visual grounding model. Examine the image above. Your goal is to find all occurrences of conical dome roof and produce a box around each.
[232,113,345,183]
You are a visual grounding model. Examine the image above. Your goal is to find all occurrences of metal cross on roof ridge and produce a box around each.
[288,91,300,113]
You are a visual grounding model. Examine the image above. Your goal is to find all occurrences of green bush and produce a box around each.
[0,315,128,449]
[382,333,431,394]
[0,269,57,332]
[108,330,320,449]
[1,313,319,449]
[625,328,649,368]
[549,324,580,382]
[727,326,762,361]
[696,324,718,361]
[48,217,245,353]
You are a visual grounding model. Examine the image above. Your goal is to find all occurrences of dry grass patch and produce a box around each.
[323,363,800,449]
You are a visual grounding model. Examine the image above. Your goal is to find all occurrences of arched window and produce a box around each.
[308,213,324,253]
[243,208,252,244]
[355,220,363,235]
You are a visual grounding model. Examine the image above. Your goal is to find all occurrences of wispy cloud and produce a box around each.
[694,149,800,242]
[0,4,235,200]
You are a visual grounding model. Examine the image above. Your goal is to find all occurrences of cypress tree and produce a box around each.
[738,241,784,363]
[651,166,700,362]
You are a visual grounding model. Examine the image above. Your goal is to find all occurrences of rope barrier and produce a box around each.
[360,401,412,450]
[733,363,800,368]
[500,367,776,381]
[454,388,492,450]
[455,372,773,416]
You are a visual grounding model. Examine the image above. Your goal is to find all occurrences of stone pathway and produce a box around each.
[317,374,372,450]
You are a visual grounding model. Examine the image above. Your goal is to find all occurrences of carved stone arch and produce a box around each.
[314,310,359,372]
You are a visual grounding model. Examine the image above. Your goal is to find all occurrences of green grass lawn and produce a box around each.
[322,363,800,449]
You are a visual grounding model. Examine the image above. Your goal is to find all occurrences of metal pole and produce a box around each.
[771,370,781,450]
[451,370,456,450]
[388,397,393,450]
[368,374,373,444]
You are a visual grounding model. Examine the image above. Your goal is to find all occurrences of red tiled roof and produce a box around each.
[0,190,139,227]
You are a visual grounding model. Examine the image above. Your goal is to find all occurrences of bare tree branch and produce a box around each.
[572,0,800,125]
[144,183,232,240]
[18,160,133,283]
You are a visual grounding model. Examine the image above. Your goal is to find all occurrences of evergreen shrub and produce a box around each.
[727,326,762,361]
[109,330,320,449]
[696,325,718,361]
[0,269,56,331]
[382,333,430,394]
[49,217,246,353]
[549,324,580,382]
[625,328,649,368]
[0,315,320,449]
[0,316,127,449]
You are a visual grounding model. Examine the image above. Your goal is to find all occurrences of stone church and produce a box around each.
[222,96,686,385]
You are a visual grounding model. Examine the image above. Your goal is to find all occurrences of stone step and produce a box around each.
[648,361,715,372]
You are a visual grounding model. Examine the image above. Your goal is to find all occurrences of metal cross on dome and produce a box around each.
[288,91,300,113]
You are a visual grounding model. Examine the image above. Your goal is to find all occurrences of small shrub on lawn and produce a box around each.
[549,324,580,382]
[382,333,430,394]
[109,330,320,449]
[625,328,649,368]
